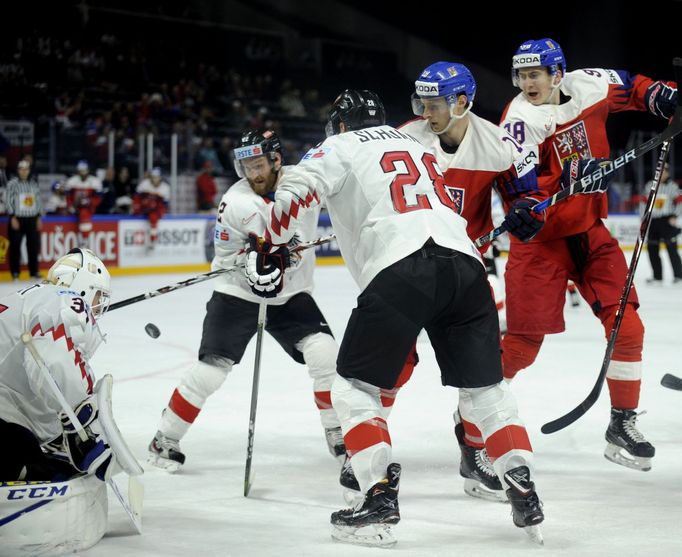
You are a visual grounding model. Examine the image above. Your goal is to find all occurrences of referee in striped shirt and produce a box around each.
[6,160,42,280]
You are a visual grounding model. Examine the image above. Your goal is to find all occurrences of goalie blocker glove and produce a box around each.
[60,398,114,481]
[244,234,291,298]
[561,157,613,194]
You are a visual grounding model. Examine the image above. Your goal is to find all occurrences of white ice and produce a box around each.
[3,256,681,557]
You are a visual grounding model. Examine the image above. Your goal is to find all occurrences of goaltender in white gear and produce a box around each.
[0,248,142,555]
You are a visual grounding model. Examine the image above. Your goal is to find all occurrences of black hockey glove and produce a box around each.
[244,234,291,298]
[645,81,678,119]
[502,197,545,242]
[561,158,613,194]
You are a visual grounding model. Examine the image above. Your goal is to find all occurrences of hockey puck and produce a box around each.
[145,323,161,339]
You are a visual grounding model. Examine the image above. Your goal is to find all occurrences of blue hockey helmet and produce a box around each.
[412,62,476,116]
[511,38,566,87]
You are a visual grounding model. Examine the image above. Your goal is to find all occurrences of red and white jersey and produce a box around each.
[502,68,669,241]
[136,179,171,203]
[266,125,480,291]
[0,284,102,444]
[212,170,320,305]
[65,174,103,196]
[400,113,538,245]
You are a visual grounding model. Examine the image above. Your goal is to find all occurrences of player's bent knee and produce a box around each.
[181,358,232,399]
[600,305,644,361]
[298,332,338,378]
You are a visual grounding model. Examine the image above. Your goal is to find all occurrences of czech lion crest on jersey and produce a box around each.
[553,120,592,165]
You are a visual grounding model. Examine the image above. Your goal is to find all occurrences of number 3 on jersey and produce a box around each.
[380,151,458,214]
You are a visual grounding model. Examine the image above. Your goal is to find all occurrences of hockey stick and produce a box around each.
[661,373,682,391]
[21,334,143,533]
[541,139,673,434]
[476,57,682,249]
[108,233,336,312]
[244,301,267,497]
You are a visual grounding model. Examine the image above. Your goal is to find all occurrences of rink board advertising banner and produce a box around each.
[0,212,342,274]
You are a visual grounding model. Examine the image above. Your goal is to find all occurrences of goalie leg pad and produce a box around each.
[0,475,107,555]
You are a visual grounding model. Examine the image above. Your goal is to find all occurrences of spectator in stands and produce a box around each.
[113,166,134,214]
[96,167,117,214]
[65,160,103,245]
[196,138,224,174]
[134,167,170,250]
[196,161,218,212]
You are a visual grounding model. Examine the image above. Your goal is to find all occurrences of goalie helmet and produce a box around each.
[47,248,111,316]
[511,38,566,87]
[325,89,386,137]
[233,130,282,178]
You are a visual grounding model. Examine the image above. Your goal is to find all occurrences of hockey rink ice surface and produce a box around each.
[2,259,680,557]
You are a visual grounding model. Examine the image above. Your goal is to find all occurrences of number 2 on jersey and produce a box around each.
[380,151,458,214]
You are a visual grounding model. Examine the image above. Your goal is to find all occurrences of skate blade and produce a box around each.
[147,453,182,473]
[604,444,652,472]
[331,524,397,547]
[524,525,544,545]
[463,479,507,503]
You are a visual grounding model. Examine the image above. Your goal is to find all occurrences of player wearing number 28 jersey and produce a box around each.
[266,89,543,547]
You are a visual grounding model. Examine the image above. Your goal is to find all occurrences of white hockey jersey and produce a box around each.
[267,126,481,291]
[399,113,538,244]
[0,284,102,444]
[136,178,171,202]
[212,170,319,305]
[65,174,103,194]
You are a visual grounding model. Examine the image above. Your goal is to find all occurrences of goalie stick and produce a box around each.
[541,138,673,434]
[475,57,682,249]
[108,233,336,312]
[661,373,682,391]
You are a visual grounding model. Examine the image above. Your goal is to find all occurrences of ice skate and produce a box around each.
[148,430,185,472]
[604,408,655,471]
[325,426,346,463]
[504,466,544,545]
[331,463,401,547]
[455,421,505,502]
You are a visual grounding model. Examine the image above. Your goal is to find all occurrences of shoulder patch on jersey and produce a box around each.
[603,69,624,85]
[302,146,331,160]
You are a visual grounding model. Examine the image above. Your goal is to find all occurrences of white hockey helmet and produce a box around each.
[47,248,111,316]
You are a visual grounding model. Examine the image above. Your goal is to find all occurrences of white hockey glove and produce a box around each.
[61,397,115,482]
[244,234,291,298]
